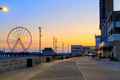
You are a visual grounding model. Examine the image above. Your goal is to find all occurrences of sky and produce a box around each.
[1,0,119,51]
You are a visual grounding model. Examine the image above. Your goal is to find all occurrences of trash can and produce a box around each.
[46,57,50,62]
[27,59,32,67]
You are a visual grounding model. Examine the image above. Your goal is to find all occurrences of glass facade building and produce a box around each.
[99,0,120,59]
[108,11,120,41]
[99,0,113,43]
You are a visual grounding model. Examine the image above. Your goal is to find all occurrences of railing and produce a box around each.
[0,52,73,59]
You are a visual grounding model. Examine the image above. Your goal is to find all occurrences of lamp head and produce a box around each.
[0,6,9,13]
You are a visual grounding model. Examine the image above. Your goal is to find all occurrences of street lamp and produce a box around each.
[0,6,9,52]
[39,27,42,53]
[0,6,9,12]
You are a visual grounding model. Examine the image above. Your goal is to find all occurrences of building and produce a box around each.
[99,0,120,59]
[95,35,101,49]
[42,48,55,55]
[107,11,120,59]
[98,0,113,58]
[71,45,84,56]
[100,0,113,43]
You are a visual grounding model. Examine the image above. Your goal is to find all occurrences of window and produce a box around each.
[110,27,120,34]
[114,21,120,27]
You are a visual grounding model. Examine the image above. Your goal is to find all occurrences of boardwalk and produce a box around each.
[0,58,84,80]
[0,57,120,80]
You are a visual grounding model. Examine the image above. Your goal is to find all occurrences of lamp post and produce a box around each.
[39,27,42,53]
[53,37,58,53]
[0,7,2,10]
[0,6,9,52]
[0,6,9,12]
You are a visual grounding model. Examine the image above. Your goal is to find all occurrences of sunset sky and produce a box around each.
[0,0,119,51]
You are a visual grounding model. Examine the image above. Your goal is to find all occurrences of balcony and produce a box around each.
[108,34,120,41]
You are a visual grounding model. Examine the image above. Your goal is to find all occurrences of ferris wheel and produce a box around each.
[7,26,32,52]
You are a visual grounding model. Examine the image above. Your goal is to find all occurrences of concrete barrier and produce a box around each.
[0,56,66,73]
[0,57,42,73]
[0,58,26,73]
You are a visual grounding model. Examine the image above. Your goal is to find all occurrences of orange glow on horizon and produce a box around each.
[0,24,101,50]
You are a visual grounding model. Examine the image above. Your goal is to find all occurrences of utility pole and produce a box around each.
[53,37,57,53]
[39,27,42,53]
[67,44,70,53]
[62,42,65,53]
[0,38,2,51]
